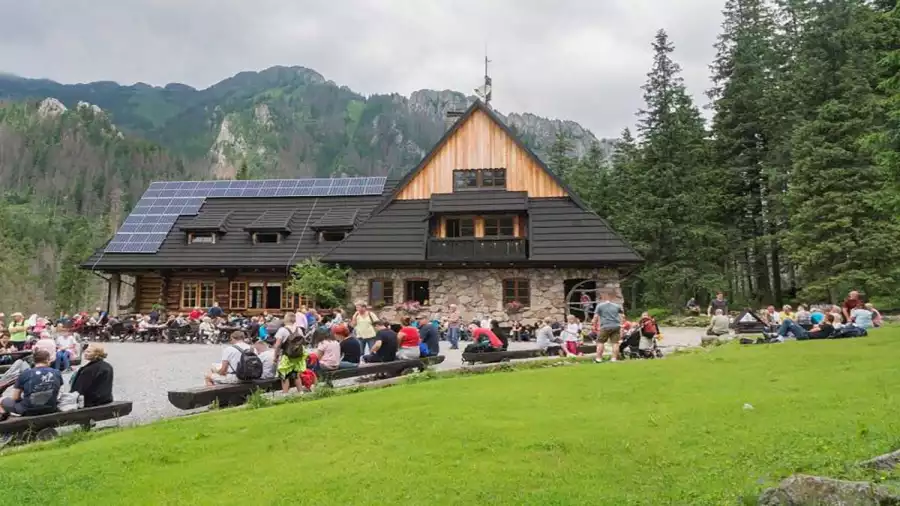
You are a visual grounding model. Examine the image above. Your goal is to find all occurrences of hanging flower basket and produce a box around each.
[505,301,524,315]
[395,300,422,314]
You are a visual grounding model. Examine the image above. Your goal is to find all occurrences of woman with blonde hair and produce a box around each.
[70,344,114,407]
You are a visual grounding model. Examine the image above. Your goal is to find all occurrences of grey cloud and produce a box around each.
[0,0,725,137]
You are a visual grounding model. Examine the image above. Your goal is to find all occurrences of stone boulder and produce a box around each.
[859,449,900,471]
[758,474,900,505]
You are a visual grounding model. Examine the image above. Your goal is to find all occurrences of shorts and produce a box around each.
[0,396,25,415]
[565,341,579,355]
[598,327,620,343]
[209,373,241,385]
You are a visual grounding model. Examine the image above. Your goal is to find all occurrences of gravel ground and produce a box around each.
[12,327,706,427]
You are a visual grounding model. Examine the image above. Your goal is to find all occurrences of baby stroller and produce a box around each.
[618,327,663,359]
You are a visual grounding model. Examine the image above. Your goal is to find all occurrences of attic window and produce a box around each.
[321,231,347,242]
[188,233,216,244]
[254,233,280,244]
[453,169,507,191]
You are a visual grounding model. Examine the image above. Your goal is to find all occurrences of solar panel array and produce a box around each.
[104,177,387,254]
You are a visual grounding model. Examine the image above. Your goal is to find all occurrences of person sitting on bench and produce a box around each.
[417,315,440,357]
[706,309,730,336]
[396,317,421,360]
[0,331,14,364]
[204,331,251,386]
[311,328,341,372]
[70,344,114,407]
[363,321,398,363]
[334,324,361,369]
[535,317,565,354]
[253,340,277,379]
[468,323,503,351]
[0,349,62,420]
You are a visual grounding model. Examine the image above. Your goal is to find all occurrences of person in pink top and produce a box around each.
[311,328,341,371]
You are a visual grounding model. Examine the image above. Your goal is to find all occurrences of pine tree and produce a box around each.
[709,0,782,304]
[547,132,576,179]
[235,160,251,180]
[563,141,612,218]
[784,0,900,300]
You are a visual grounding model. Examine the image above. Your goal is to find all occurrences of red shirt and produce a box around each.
[398,326,420,348]
[843,298,861,314]
[189,309,203,320]
[639,317,657,334]
[472,328,503,348]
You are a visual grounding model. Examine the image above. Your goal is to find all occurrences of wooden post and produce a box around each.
[109,273,121,317]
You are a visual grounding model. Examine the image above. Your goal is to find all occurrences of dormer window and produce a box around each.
[188,233,216,244]
[453,169,506,191]
[321,231,347,242]
[253,233,280,244]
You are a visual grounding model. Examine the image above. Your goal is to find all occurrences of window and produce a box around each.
[248,282,265,309]
[484,216,515,237]
[230,281,247,309]
[445,217,475,238]
[503,278,530,306]
[453,169,507,191]
[282,290,314,310]
[188,233,216,244]
[369,279,394,306]
[182,281,215,308]
[321,231,346,242]
[254,233,280,244]
[265,283,282,310]
[405,280,430,305]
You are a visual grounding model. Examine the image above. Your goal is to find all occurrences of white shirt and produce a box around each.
[257,349,276,379]
[221,342,251,376]
[56,334,76,350]
[561,323,581,342]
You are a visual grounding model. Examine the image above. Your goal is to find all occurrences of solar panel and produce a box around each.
[104,177,387,254]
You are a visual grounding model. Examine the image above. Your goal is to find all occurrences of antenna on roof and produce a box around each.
[475,51,492,107]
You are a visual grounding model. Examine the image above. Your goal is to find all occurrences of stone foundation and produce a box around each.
[348,267,622,326]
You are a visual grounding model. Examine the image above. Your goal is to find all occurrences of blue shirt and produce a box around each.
[16,366,63,412]
[851,308,874,329]
[810,311,824,325]
[419,323,439,355]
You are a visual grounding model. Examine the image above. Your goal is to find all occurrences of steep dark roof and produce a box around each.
[84,194,386,270]
[310,208,359,231]
[245,209,295,233]
[528,198,642,263]
[323,200,429,263]
[179,211,231,233]
[429,191,528,213]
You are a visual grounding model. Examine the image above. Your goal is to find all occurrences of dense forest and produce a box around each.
[3,0,898,314]
[554,0,900,310]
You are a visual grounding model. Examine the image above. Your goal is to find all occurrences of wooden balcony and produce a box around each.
[427,238,528,262]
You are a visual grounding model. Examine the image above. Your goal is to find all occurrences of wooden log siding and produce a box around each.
[396,108,567,200]
[136,271,311,315]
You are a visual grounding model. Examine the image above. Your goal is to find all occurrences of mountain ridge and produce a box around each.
[0,65,613,179]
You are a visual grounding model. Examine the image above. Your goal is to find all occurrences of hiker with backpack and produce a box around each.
[273,312,310,393]
[204,331,262,386]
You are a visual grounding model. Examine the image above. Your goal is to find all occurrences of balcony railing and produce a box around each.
[427,238,528,261]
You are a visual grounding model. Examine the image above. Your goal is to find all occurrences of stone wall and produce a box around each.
[347,267,621,326]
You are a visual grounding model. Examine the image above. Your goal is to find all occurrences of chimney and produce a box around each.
[445,110,465,131]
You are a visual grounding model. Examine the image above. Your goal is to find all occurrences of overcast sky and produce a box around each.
[0,0,725,138]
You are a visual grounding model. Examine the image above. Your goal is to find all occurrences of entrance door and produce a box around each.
[564,279,596,321]
[265,282,282,310]
[249,283,265,309]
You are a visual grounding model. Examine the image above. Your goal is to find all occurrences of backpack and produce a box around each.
[230,345,263,380]
[283,327,306,359]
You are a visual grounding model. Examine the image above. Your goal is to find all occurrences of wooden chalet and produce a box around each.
[84,100,641,324]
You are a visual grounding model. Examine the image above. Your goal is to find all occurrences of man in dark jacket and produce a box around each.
[70,344,114,407]
[417,316,439,356]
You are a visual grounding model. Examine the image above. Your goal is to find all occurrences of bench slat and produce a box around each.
[0,401,133,434]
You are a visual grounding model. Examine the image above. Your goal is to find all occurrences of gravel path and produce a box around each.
[22,326,707,426]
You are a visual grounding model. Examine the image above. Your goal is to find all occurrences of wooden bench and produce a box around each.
[0,401,133,444]
[167,356,447,410]
[462,348,565,364]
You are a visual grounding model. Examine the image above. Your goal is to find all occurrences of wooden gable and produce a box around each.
[395,105,568,200]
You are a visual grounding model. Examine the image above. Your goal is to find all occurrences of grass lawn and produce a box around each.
[2,331,899,505]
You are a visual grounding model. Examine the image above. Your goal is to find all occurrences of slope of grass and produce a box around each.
[2,331,899,505]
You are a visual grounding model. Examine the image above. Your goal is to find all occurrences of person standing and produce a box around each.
[446,304,461,350]
[7,312,27,351]
[592,292,623,363]
[707,292,728,317]
[350,302,379,354]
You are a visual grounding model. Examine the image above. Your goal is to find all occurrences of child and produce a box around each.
[561,315,582,356]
